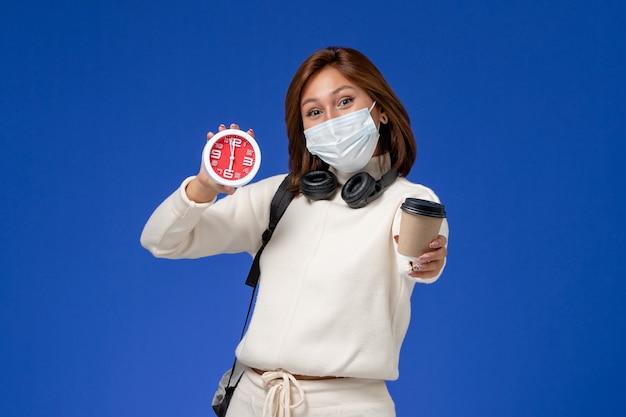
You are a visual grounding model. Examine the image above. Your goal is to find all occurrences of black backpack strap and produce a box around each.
[245,175,294,288]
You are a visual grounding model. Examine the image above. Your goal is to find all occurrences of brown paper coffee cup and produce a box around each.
[397,198,446,258]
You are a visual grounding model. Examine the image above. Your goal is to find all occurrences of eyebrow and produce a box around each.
[301,85,356,108]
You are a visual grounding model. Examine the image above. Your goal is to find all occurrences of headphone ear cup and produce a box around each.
[341,172,377,209]
[300,170,339,200]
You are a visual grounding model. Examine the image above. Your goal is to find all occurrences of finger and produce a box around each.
[418,246,448,264]
[409,260,425,272]
[409,270,439,279]
[230,123,239,130]
[221,186,236,195]
[248,128,254,138]
[409,260,443,278]
[218,124,227,131]
[212,183,235,195]
[207,132,214,141]
[410,258,441,272]
[429,234,447,249]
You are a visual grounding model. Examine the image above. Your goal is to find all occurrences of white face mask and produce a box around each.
[304,102,380,173]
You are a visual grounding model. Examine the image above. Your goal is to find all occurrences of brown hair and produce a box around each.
[284,46,417,193]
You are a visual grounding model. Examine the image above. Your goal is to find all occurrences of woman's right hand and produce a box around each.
[185,123,252,203]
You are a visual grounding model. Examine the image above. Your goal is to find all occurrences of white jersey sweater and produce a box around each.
[141,155,449,380]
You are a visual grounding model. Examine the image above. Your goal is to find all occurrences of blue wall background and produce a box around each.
[1,1,624,416]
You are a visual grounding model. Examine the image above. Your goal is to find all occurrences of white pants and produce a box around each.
[225,368,395,417]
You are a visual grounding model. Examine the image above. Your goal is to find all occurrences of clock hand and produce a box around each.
[229,140,235,171]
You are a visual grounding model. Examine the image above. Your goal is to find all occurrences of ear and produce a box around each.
[379,109,389,124]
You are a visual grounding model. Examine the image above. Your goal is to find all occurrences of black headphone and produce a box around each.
[300,169,398,209]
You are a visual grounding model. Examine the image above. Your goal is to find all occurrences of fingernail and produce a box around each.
[429,241,440,249]
[419,255,431,263]
[219,124,225,128]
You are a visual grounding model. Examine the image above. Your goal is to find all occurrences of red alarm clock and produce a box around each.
[202,129,261,187]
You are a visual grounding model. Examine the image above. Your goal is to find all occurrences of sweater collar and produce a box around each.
[329,153,392,185]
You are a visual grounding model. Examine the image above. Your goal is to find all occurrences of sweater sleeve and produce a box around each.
[140,175,283,259]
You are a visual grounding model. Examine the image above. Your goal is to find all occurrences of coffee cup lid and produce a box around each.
[401,198,446,218]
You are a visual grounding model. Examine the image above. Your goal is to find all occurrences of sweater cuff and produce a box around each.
[170,176,216,218]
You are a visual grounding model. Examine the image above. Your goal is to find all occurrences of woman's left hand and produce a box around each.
[394,234,448,280]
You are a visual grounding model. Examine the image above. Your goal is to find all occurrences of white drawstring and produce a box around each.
[261,369,305,417]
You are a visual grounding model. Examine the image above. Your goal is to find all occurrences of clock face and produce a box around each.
[202,129,261,187]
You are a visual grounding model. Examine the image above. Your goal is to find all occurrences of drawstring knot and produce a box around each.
[261,369,305,417]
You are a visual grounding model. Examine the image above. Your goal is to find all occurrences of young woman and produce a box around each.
[141,46,449,417]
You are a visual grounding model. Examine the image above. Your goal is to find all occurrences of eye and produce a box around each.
[337,97,354,108]
[305,108,322,118]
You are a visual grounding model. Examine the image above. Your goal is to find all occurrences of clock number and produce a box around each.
[210,149,221,159]
[230,137,242,147]
[243,156,254,167]
[223,169,234,179]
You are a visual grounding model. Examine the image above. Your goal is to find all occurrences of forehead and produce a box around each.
[300,67,360,103]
